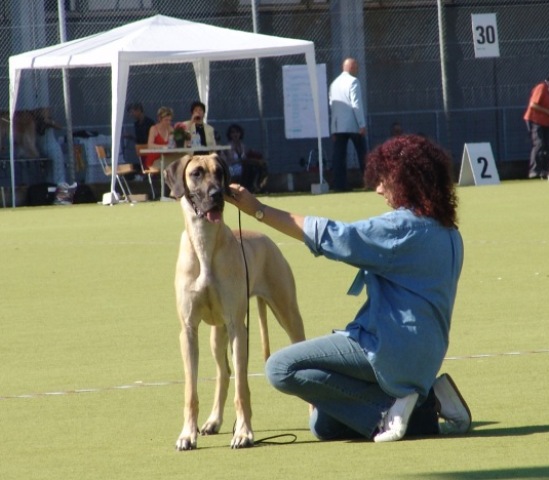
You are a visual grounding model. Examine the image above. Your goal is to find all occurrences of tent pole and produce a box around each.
[57,0,75,184]
[9,78,17,208]
[251,0,268,160]
[437,0,451,145]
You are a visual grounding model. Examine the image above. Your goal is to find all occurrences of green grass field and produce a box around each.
[1,180,548,480]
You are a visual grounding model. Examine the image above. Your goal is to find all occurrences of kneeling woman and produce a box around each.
[226,134,471,442]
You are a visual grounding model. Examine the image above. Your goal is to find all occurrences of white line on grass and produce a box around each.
[2,350,548,401]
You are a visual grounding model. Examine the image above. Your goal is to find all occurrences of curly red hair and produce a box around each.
[364,134,458,228]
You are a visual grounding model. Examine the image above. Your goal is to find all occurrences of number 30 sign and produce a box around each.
[459,143,500,186]
[471,13,500,58]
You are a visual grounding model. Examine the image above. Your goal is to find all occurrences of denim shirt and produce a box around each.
[303,208,464,398]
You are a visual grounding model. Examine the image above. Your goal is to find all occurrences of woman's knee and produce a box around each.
[265,351,289,391]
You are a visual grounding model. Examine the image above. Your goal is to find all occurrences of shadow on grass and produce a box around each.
[408,422,549,479]
[467,421,549,438]
[414,466,549,480]
[404,421,549,441]
[173,422,549,451]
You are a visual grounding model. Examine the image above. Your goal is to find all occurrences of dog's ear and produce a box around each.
[164,155,192,199]
[215,154,232,195]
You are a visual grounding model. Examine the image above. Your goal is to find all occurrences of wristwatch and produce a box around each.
[255,205,266,221]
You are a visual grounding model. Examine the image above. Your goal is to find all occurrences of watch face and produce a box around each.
[255,209,264,220]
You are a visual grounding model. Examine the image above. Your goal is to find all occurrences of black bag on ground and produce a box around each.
[26,183,56,206]
[72,184,97,204]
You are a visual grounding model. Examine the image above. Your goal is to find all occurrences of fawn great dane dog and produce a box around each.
[164,154,306,450]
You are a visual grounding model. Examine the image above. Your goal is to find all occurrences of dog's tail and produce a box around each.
[257,298,271,361]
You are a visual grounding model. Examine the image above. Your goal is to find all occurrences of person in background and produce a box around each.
[226,134,471,443]
[126,102,155,177]
[126,102,155,145]
[181,101,216,150]
[390,121,403,137]
[34,108,77,205]
[34,108,64,183]
[143,106,174,170]
[523,75,549,179]
[223,123,267,193]
[328,57,367,192]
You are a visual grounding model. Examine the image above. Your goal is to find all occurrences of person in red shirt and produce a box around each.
[143,106,174,170]
[523,76,549,179]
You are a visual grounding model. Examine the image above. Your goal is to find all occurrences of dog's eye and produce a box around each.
[189,167,204,178]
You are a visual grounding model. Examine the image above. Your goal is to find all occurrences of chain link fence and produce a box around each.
[1,0,548,189]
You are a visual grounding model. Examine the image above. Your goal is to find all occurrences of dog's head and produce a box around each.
[164,153,231,223]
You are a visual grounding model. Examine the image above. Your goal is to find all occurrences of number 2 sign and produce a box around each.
[459,143,500,186]
[472,13,500,58]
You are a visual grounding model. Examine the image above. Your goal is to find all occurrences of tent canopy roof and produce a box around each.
[9,14,315,70]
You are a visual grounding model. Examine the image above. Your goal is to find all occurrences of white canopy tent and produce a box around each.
[8,14,323,205]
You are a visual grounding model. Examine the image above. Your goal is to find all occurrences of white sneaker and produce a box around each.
[433,373,471,434]
[374,392,419,443]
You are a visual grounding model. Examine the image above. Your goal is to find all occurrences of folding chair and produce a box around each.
[135,143,159,200]
[94,145,135,202]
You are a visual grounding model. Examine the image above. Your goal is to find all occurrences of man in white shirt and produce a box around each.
[329,58,367,191]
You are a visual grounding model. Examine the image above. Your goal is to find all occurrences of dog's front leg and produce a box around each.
[176,324,200,451]
[229,322,254,449]
[201,325,231,435]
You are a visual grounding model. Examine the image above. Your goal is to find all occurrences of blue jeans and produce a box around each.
[265,333,394,440]
[331,133,366,190]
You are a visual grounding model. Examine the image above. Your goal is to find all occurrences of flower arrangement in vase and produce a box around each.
[173,122,191,147]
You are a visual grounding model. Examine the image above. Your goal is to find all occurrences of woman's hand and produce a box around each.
[225,183,263,217]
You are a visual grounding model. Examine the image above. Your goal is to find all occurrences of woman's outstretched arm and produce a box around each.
[225,184,305,242]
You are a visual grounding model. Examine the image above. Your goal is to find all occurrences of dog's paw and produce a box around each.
[175,429,198,451]
[230,429,254,449]
[175,436,197,451]
[200,417,222,436]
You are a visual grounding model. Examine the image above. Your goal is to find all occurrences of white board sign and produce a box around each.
[282,63,330,139]
[471,13,500,58]
[459,143,500,186]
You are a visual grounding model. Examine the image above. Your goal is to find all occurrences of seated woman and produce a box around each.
[223,123,267,193]
[143,106,174,170]
[180,101,216,150]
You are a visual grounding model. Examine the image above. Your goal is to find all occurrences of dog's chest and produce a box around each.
[177,248,246,327]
